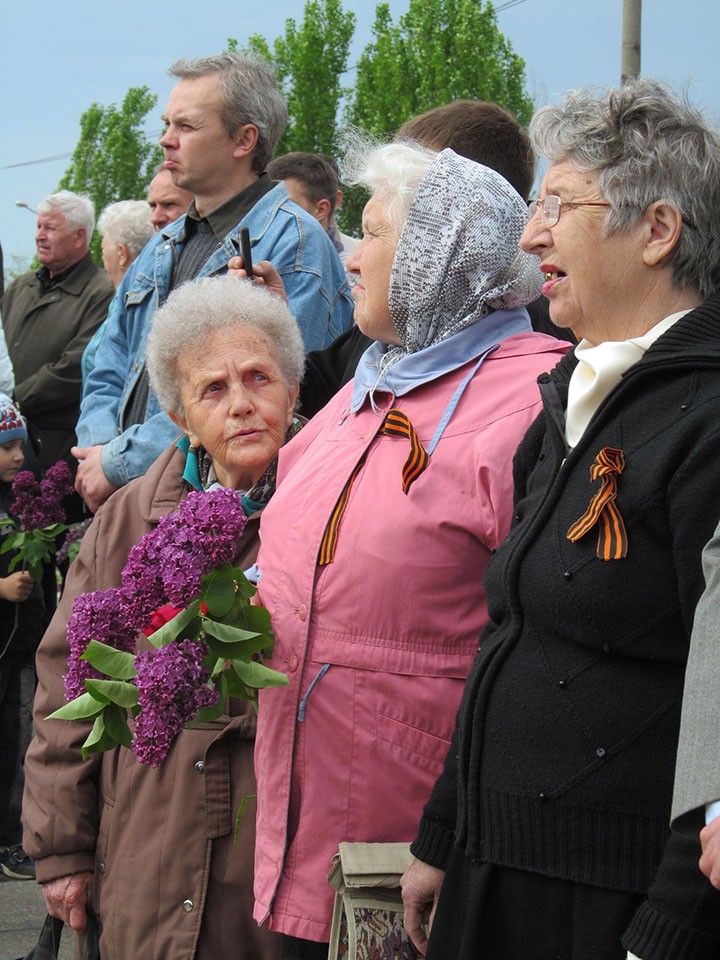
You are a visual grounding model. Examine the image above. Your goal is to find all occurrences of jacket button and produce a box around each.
[558,679,567,689]
[194,760,205,773]
[297,604,307,621]
[182,900,194,912]
[98,862,106,874]
[287,655,298,671]
[563,571,571,580]
[596,747,606,758]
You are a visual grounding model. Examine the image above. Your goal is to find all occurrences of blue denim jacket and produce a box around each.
[76,183,354,488]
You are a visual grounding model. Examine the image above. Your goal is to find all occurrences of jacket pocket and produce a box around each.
[376,711,452,776]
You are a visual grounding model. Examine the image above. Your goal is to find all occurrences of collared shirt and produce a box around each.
[36,255,90,293]
[185,173,275,242]
[171,175,274,291]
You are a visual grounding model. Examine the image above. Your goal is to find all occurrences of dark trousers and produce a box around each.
[280,935,330,960]
[0,652,36,846]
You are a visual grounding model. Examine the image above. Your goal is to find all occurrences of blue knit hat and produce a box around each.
[0,394,27,444]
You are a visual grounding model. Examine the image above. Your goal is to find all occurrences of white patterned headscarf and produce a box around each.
[382,148,543,375]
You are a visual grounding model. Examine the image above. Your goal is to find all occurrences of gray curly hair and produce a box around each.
[97,200,154,259]
[530,77,720,299]
[147,275,305,415]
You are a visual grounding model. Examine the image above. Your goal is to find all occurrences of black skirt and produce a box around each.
[427,847,643,960]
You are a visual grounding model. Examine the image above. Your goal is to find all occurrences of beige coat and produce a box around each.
[23,443,280,960]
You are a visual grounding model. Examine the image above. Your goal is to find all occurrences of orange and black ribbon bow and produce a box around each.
[566,447,628,561]
[318,408,429,566]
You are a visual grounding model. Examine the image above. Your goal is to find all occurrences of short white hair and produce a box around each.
[37,190,95,241]
[97,201,154,258]
[147,275,305,415]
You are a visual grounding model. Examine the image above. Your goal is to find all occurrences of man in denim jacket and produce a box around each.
[73,52,353,513]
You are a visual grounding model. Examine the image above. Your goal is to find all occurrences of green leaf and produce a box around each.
[47,692,107,721]
[146,602,200,648]
[85,678,139,709]
[201,564,237,617]
[82,639,137,679]
[233,794,256,845]
[232,659,289,689]
[81,713,118,758]
[205,633,271,663]
[230,568,257,597]
[0,536,18,554]
[103,702,133,748]
[232,604,273,636]
[222,669,259,706]
[202,620,263,645]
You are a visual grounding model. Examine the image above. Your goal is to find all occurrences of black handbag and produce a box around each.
[17,911,100,960]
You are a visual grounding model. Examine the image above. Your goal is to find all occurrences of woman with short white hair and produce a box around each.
[97,200,154,288]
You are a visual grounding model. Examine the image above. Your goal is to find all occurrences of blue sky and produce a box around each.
[1,0,718,269]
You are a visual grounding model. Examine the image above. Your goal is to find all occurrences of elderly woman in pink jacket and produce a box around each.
[252,141,569,959]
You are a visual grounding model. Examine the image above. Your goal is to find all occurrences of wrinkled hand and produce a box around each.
[42,871,94,933]
[0,570,34,602]
[401,858,445,956]
[699,815,720,888]
[227,258,288,304]
[72,445,118,514]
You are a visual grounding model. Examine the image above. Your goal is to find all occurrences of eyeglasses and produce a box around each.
[527,195,611,227]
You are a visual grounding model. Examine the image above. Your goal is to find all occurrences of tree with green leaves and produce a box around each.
[231,0,356,159]
[58,86,162,261]
[336,0,532,230]
[347,0,533,137]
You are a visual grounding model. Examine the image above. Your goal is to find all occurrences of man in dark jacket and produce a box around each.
[1,191,113,476]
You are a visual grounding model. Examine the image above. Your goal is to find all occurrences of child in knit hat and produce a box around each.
[0,393,43,880]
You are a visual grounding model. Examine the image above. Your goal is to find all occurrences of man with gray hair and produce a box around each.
[74,51,353,513]
[1,190,113,474]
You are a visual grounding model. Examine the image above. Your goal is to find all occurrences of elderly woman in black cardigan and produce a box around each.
[402,77,720,960]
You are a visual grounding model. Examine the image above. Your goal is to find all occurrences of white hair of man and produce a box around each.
[37,190,95,241]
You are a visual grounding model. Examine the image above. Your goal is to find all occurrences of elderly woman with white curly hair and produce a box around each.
[97,200,155,289]
[250,140,569,958]
[23,276,305,960]
[402,78,720,960]
[82,200,156,381]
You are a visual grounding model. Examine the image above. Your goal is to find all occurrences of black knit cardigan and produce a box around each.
[413,293,720,959]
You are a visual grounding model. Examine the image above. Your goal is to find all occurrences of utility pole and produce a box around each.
[621,0,642,83]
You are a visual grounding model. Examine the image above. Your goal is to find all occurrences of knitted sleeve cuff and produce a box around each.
[622,899,720,960]
[410,816,456,870]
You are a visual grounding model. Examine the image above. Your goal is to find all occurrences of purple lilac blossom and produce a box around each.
[56,519,93,565]
[11,461,73,530]
[132,639,218,766]
[122,488,248,613]
[10,471,44,529]
[64,588,138,701]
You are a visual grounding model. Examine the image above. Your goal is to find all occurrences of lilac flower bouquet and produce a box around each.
[48,487,287,767]
[0,461,75,579]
